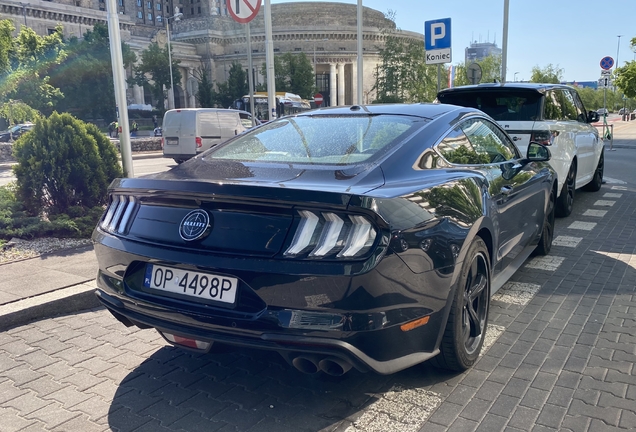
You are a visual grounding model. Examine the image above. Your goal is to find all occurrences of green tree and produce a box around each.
[194,64,215,107]
[372,11,438,103]
[615,60,636,99]
[0,100,41,125]
[453,56,502,87]
[214,62,248,108]
[529,64,563,84]
[12,112,123,216]
[51,23,136,122]
[0,22,66,116]
[133,42,182,112]
[260,53,315,98]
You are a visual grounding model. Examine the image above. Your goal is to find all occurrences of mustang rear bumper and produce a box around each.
[96,288,440,374]
[92,237,454,375]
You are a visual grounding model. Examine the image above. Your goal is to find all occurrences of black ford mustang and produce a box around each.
[93,103,556,376]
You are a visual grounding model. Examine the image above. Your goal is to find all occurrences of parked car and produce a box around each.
[162,108,260,163]
[0,123,34,142]
[597,108,609,116]
[437,83,604,217]
[92,103,556,376]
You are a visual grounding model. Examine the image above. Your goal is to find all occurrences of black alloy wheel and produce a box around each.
[534,183,556,256]
[432,238,490,371]
[556,163,576,217]
[583,151,604,192]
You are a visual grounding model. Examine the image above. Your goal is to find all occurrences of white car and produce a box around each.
[437,83,604,217]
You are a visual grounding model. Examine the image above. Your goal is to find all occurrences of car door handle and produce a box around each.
[501,186,513,196]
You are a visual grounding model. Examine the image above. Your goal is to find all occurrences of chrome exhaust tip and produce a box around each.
[291,355,321,374]
[318,357,352,376]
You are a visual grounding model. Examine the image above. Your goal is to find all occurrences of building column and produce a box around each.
[187,67,196,108]
[351,62,358,105]
[133,84,144,105]
[329,63,337,107]
[337,63,345,106]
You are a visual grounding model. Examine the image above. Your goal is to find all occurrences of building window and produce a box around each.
[147,12,153,20]
[146,1,151,8]
[197,6,201,13]
[252,49,258,53]
[47,28,56,35]
[137,11,143,18]
[157,15,162,22]
[190,7,194,14]
[339,47,346,51]
[166,5,170,12]
[294,48,301,51]
[118,0,124,5]
[156,3,161,10]
[316,47,325,51]
[136,0,141,6]
[274,48,280,52]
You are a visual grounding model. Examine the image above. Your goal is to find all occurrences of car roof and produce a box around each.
[297,103,464,119]
[438,82,576,95]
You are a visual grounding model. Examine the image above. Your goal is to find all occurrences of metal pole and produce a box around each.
[616,35,623,70]
[105,0,133,177]
[264,0,276,120]
[356,0,363,105]
[246,23,256,126]
[167,18,174,110]
[437,64,441,93]
[501,0,509,83]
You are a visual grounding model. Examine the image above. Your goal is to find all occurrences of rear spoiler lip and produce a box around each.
[108,177,357,208]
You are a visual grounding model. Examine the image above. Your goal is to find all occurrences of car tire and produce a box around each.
[582,150,604,192]
[173,159,185,164]
[556,163,576,217]
[534,183,556,256]
[432,237,490,371]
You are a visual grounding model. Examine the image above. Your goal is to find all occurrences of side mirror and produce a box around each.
[588,111,599,123]
[526,142,551,162]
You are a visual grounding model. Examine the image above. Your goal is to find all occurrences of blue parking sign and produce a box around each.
[425,18,451,51]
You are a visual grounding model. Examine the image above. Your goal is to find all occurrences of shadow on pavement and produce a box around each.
[106,343,460,431]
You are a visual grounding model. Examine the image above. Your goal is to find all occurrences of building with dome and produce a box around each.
[0,0,423,108]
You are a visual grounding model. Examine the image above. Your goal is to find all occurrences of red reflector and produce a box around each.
[195,137,202,148]
[162,332,211,350]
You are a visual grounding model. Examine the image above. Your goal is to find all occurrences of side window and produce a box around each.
[437,126,491,165]
[437,117,517,165]
[239,112,253,128]
[560,90,579,121]
[543,90,564,121]
[461,118,517,162]
[569,90,587,123]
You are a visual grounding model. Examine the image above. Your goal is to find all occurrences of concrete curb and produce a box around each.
[0,281,102,331]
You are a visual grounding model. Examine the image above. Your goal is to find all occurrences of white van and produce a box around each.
[162,108,259,163]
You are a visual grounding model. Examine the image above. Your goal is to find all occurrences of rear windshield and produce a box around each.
[438,90,542,121]
[205,114,423,165]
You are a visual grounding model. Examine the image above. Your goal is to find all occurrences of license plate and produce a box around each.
[143,264,238,304]
[166,138,178,145]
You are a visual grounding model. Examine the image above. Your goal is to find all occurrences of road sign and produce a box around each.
[598,77,611,88]
[228,0,261,24]
[600,56,614,70]
[600,70,611,76]
[314,93,323,107]
[425,18,451,65]
[467,62,482,85]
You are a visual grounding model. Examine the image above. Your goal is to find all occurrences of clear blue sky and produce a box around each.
[271,0,636,82]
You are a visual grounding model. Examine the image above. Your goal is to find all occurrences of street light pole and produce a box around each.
[514,72,519,82]
[166,10,183,110]
[616,35,623,70]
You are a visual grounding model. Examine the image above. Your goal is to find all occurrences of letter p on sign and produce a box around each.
[425,18,451,51]
[431,23,445,47]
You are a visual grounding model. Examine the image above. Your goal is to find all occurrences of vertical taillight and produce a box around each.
[285,210,377,259]
[195,137,202,148]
